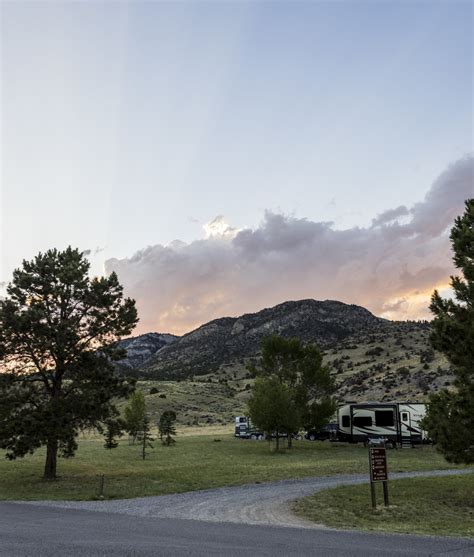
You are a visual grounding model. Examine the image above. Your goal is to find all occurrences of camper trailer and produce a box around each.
[337,402,427,447]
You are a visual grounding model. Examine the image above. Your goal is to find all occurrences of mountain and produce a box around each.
[116,332,178,372]
[115,299,453,427]
[140,299,387,379]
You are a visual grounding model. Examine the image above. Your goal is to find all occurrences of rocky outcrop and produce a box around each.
[116,332,178,372]
[141,299,386,379]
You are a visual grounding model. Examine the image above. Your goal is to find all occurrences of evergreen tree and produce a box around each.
[141,415,154,460]
[124,391,147,444]
[158,410,177,446]
[249,336,336,448]
[103,417,124,450]
[424,199,474,464]
[0,247,137,479]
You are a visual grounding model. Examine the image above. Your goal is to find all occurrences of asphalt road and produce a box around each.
[1,501,473,557]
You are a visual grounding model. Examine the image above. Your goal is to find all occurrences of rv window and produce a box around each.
[375,410,394,427]
[402,412,408,421]
[342,415,350,427]
[353,416,372,427]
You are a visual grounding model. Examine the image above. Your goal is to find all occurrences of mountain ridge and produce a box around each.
[119,299,400,379]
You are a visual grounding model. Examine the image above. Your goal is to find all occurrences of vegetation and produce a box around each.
[158,411,177,446]
[124,392,147,444]
[293,474,474,537]
[425,199,474,464]
[248,336,336,448]
[141,416,154,460]
[248,377,298,450]
[0,247,137,479]
[0,434,464,501]
[103,419,124,450]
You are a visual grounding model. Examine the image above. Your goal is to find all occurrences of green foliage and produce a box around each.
[248,335,336,448]
[103,418,124,450]
[124,392,147,444]
[158,410,177,446]
[248,377,299,450]
[0,247,138,478]
[141,415,154,460]
[425,199,474,464]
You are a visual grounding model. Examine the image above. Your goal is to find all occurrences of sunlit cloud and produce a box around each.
[106,156,473,335]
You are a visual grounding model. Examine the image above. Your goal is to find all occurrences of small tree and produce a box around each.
[158,410,177,446]
[424,199,474,464]
[248,377,299,451]
[124,392,146,444]
[141,415,154,460]
[0,247,137,479]
[103,418,124,450]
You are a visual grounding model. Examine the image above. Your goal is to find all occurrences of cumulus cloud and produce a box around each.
[106,156,473,335]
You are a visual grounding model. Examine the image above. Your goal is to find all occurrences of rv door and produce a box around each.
[400,410,411,440]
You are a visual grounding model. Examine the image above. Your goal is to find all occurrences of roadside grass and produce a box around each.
[293,474,474,537]
[0,434,467,501]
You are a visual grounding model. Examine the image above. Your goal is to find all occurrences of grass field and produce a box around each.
[293,474,474,537]
[0,433,467,501]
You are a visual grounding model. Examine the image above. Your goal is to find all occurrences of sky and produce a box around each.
[1,1,473,335]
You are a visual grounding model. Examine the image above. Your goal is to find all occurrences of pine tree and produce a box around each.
[424,199,474,464]
[0,247,138,479]
[104,418,124,450]
[158,410,177,446]
[141,415,154,460]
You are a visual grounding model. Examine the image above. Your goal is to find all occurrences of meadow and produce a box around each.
[0,431,466,501]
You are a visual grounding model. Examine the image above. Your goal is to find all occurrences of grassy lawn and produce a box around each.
[293,474,474,537]
[0,433,467,501]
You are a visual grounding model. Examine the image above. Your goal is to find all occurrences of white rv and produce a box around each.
[337,402,427,447]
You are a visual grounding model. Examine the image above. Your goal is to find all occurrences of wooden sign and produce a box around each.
[369,447,388,482]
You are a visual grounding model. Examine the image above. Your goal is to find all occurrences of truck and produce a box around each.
[337,402,427,448]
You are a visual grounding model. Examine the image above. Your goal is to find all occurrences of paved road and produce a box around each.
[1,501,473,556]
[1,469,472,556]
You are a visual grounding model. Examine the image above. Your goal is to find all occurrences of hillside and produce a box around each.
[140,299,385,379]
[116,300,453,426]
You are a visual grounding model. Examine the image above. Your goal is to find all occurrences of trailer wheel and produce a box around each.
[258,435,264,441]
[308,433,316,441]
[250,434,257,440]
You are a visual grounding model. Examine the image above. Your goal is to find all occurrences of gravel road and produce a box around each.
[23,468,472,529]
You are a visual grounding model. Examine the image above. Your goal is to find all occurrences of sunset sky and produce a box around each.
[1,1,473,335]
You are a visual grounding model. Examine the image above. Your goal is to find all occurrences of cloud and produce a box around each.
[106,156,473,335]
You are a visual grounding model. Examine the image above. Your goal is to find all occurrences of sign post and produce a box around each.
[368,443,389,508]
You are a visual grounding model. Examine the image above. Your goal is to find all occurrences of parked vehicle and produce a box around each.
[234,416,301,440]
[337,402,427,448]
[234,416,265,440]
[304,422,339,441]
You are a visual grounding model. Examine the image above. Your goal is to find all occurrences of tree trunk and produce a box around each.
[275,430,279,451]
[44,438,58,480]
[287,434,292,449]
